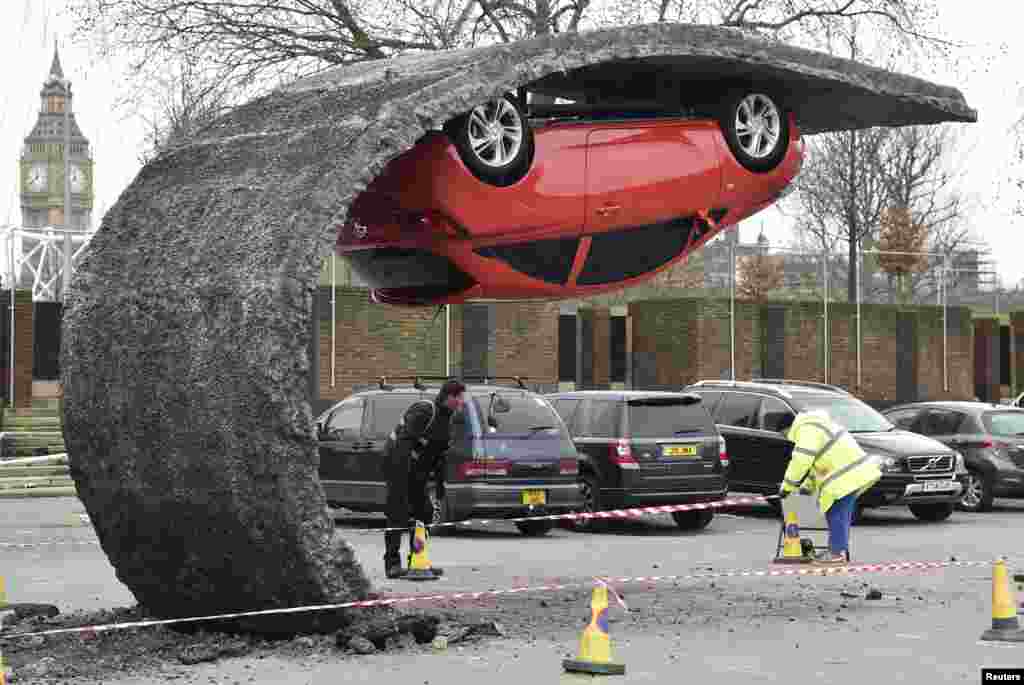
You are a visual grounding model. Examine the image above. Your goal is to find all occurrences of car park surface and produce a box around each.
[882,401,1024,512]
[682,379,968,522]
[545,390,728,531]
[315,380,583,536]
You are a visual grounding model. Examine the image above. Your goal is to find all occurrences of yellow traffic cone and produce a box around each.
[774,511,811,564]
[562,584,625,675]
[980,560,1024,642]
[404,521,441,581]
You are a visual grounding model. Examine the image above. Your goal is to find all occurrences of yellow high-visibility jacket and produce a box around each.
[780,410,882,514]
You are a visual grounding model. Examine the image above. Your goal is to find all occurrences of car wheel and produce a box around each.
[572,473,604,533]
[515,520,554,537]
[447,94,534,186]
[717,90,790,173]
[908,502,955,522]
[958,468,994,513]
[671,510,714,531]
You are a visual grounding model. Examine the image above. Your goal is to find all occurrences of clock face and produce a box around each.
[28,163,47,192]
[69,165,85,193]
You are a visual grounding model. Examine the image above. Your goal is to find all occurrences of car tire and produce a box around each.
[515,520,554,536]
[909,502,955,522]
[717,89,790,173]
[671,510,714,531]
[446,93,534,187]
[957,468,994,513]
[572,473,605,533]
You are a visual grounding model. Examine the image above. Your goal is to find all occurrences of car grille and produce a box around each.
[906,455,954,473]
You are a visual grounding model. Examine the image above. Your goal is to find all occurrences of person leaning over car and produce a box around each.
[383,379,466,579]
[778,409,882,566]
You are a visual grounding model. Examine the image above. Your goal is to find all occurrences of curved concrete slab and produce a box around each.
[61,22,975,621]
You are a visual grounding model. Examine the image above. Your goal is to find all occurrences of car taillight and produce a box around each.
[718,436,729,468]
[982,438,1008,449]
[559,458,578,476]
[455,458,509,479]
[611,439,639,470]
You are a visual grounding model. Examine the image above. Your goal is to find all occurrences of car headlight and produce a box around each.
[954,452,967,474]
[868,454,900,472]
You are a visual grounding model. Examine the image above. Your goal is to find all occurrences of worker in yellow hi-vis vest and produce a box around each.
[778,409,882,566]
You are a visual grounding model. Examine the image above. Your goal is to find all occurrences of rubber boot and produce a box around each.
[384,530,406,578]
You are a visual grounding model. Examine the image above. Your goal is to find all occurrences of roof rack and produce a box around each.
[750,379,851,395]
[372,375,530,391]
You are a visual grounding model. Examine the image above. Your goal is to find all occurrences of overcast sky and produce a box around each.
[1,1,1022,286]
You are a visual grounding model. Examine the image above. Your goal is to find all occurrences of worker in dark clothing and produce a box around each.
[383,380,467,579]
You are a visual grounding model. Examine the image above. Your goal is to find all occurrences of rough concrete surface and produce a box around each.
[60,22,977,621]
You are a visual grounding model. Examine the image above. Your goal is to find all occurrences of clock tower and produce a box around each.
[19,45,94,230]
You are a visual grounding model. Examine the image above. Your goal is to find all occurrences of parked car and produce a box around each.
[544,390,728,531]
[680,379,968,523]
[315,378,583,536]
[338,89,804,305]
[881,401,1024,512]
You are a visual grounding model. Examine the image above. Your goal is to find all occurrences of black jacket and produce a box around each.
[399,399,455,470]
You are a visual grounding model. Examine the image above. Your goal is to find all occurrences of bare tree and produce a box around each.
[133,57,234,165]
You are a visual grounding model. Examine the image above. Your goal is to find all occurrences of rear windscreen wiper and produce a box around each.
[673,429,702,435]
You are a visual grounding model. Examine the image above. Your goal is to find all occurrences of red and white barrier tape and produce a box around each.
[0,558,998,642]
[344,495,776,534]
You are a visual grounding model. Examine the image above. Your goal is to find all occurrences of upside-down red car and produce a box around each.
[338,87,804,305]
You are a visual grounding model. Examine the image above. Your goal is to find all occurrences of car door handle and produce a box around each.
[595,204,621,216]
[352,442,374,450]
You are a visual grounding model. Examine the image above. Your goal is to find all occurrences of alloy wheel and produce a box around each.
[735,93,781,159]
[466,98,524,168]
[960,472,984,511]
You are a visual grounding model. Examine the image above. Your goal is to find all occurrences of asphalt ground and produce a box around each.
[3,496,1024,683]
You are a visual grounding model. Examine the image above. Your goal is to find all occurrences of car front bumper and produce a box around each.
[445,481,583,521]
[859,473,967,508]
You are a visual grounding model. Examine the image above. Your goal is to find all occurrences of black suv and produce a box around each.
[544,391,728,531]
[316,378,583,536]
[681,379,968,523]
[881,401,1024,512]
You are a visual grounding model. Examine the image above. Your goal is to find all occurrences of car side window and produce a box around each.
[921,409,965,436]
[550,399,582,435]
[582,400,621,439]
[760,398,794,433]
[714,393,761,429]
[885,408,921,430]
[326,400,364,439]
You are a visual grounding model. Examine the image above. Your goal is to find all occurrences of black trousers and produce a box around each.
[383,434,436,563]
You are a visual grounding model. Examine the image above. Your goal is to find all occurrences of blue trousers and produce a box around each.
[826,492,858,556]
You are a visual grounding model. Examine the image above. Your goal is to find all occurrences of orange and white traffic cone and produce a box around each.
[562,583,625,675]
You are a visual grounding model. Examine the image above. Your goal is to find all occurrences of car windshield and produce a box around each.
[983,411,1024,437]
[471,392,565,435]
[796,396,895,433]
[627,398,715,438]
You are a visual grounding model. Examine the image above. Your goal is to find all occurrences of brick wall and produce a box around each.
[14,289,33,408]
[627,296,973,401]
[974,317,1000,402]
[316,288,556,401]
[1011,312,1024,396]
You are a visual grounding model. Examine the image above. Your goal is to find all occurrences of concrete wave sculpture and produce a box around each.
[61,23,976,624]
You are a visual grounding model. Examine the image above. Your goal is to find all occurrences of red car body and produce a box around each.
[338,113,803,305]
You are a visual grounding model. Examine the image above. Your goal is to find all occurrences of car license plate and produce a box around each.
[663,445,698,458]
[521,489,546,506]
[922,480,956,492]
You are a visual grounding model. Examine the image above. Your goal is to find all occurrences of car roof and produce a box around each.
[683,380,849,402]
[349,384,541,398]
[543,390,700,400]
[884,401,1023,413]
